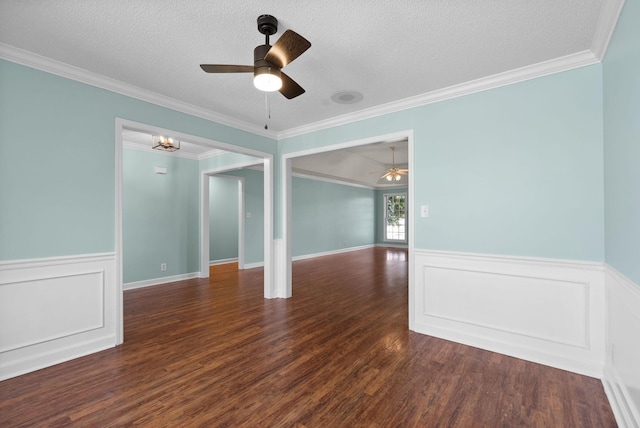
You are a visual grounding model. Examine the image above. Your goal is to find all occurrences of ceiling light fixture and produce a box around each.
[254,66,282,92]
[152,135,180,152]
[386,172,402,181]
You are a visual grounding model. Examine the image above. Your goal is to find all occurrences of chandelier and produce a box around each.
[152,135,180,152]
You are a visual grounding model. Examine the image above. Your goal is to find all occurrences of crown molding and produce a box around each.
[591,0,626,60]
[1,0,625,144]
[277,50,600,139]
[0,43,274,139]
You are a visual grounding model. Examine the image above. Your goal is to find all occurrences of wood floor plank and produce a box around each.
[0,248,617,427]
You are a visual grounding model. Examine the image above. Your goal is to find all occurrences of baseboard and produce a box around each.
[209,258,238,266]
[375,243,408,249]
[240,244,378,270]
[124,272,200,290]
[603,366,640,428]
[603,266,640,428]
[412,249,606,377]
[0,253,118,381]
[292,244,375,261]
[243,261,265,269]
[0,335,116,382]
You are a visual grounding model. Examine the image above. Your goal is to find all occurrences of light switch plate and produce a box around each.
[421,205,429,218]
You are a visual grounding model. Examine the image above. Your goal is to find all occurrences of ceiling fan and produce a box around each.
[375,147,408,182]
[200,15,311,99]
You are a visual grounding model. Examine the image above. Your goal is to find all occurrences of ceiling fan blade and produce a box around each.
[380,171,392,179]
[200,64,254,73]
[265,29,311,69]
[279,72,305,99]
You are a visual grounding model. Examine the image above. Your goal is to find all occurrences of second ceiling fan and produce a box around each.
[200,15,311,99]
[377,147,408,182]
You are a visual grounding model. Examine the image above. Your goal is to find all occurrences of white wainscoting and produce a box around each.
[603,266,640,428]
[412,249,606,377]
[0,253,117,381]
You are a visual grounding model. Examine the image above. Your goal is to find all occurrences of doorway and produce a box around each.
[208,175,244,269]
[280,130,414,314]
[116,118,274,345]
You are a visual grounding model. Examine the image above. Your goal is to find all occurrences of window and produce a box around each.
[384,193,406,242]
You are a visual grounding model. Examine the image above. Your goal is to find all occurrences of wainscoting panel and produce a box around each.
[412,249,606,377]
[603,267,640,428]
[0,253,117,380]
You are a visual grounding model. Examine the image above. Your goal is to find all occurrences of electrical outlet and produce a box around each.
[160,263,167,271]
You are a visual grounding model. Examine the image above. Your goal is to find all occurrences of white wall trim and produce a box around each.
[412,249,606,377]
[292,244,376,262]
[277,50,600,139]
[209,258,239,266]
[244,261,266,270]
[292,170,375,189]
[603,265,640,428]
[124,272,200,291]
[375,243,409,249]
[0,252,116,269]
[0,43,273,139]
[0,253,117,381]
[417,248,606,271]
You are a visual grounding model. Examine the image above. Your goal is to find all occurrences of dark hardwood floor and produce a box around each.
[0,247,616,427]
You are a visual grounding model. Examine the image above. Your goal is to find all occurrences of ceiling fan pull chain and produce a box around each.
[264,92,271,129]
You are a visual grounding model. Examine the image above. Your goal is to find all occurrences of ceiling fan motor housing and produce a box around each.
[257,14,278,36]
[254,44,281,76]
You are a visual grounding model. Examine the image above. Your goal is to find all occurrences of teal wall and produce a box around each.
[0,45,620,268]
[209,176,239,262]
[280,65,605,262]
[603,0,640,285]
[123,149,199,283]
[291,177,375,256]
[0,59,275,261]
[375,187,409,245]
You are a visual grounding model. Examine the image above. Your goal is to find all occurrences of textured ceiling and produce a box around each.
[0,0,606,135]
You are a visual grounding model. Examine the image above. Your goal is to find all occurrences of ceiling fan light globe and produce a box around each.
[254,67,282,92]
[394,174,401,181]
[386,175,393,181]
